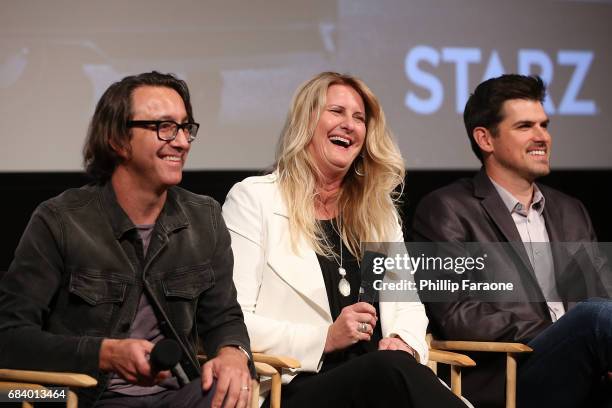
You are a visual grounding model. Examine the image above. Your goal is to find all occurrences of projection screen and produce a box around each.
[1,0,611,171]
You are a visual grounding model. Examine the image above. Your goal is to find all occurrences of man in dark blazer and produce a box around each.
[411,74,612,408]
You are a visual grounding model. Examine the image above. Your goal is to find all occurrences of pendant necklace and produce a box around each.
[335,216,351,297]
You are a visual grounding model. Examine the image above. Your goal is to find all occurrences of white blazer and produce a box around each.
[222,173,429,384]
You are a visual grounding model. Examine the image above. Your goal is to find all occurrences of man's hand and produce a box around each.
[324,302,378,353]
[202,346,252,408]
[99,338,171,386]
[378,336,416,358]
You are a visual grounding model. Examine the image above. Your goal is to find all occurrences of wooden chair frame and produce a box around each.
[253,349,475,408]
[0,348,476,408]
[1,357,281,408]
[0,369,97,408]
[430,339,532,408]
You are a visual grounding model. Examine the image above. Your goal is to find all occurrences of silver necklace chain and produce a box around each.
[326,215,350,297]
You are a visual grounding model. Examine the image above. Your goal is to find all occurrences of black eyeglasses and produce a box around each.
[127,120,200,142]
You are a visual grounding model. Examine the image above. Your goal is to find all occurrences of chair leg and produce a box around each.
[427,360,438,375]
[67,390,78,408]
[269,371,282,408]
[506,353,517,408]
[450,364,462,396]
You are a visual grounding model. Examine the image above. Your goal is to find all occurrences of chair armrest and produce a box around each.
[253,361,277,377]
[430,340,532,353]
[252,353,301,370]
[428,338,531,406]
[251,355,296,408]
[429,349,476,367]
[0,369,97,388]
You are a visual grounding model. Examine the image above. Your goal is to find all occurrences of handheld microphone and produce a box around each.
[358,251,387,304]
[150,338,190,385]
[150,338,182,371]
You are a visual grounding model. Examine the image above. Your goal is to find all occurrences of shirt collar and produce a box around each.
[100,182,188,239]
[489,177,546,217]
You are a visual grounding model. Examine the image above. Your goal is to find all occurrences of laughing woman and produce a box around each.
[222,72,466,408]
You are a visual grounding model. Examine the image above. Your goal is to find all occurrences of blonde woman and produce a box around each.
[222,72,465,407]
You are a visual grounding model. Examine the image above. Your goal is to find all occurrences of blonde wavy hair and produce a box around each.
[275,72,405,259]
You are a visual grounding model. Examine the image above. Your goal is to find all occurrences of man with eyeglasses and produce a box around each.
[0,72,254,408]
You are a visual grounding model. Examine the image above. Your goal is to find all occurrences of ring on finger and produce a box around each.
[241,385,249,391]
[358,322,368,333]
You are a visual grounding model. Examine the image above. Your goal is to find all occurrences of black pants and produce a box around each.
[265,350,466,408]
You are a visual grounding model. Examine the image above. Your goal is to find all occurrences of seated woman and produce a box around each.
[222,71,466,407]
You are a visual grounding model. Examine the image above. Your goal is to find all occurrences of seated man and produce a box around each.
[0,72,253,408]
[411,74,612,408]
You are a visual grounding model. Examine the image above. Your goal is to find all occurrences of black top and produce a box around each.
[315,220,382,369]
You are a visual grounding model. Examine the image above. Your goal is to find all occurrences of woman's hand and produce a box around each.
[378,336,417,358]
[324,302,378,353]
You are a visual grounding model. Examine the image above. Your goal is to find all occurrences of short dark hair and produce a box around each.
[83,71,194,183]
[463,74,546,162]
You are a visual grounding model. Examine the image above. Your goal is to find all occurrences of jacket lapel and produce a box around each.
[267,193,332,321]
[473,170,537,277]
[540,186,578,308]
[540,186,562,243]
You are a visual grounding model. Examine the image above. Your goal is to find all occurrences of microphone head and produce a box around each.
[359,251,387,304]
[150,338,182,371]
